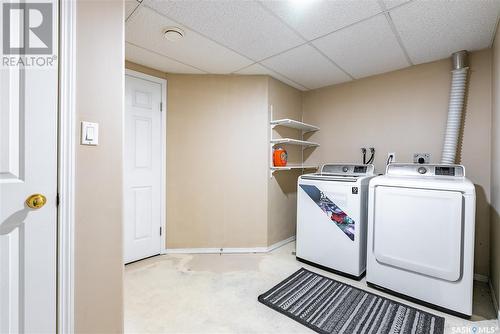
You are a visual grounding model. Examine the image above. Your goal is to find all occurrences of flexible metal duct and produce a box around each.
[441,50,469,164]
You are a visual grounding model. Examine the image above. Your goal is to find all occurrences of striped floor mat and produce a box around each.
[258,268,445,334]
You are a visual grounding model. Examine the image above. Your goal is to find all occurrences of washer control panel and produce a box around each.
[321,164,375,176]
[386,164,465,177]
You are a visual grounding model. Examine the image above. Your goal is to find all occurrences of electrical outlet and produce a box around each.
[413,153,430,164]
[387,152,396,163]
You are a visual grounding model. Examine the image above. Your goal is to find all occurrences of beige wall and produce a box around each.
[75,1,124,333]
[127,50,494,279]
[491,24,500,315]
[166,74,269,248]
[303,49,492,276]
[268,78,303,245]
[124,63,306,249]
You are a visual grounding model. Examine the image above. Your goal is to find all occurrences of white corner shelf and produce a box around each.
[268,107,320,178]
[271,165,318,172]
[270,119,319,133]
[270,138,320,147]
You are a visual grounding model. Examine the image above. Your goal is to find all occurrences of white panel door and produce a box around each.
[0,4,58,333]
[124,75,163,264]
[373,186,463,282]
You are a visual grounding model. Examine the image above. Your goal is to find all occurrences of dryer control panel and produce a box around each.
[386,164,465,177]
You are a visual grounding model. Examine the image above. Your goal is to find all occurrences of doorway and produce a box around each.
[123,70,166,264]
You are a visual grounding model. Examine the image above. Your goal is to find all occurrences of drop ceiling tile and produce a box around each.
[260,0,382,40]
[126,6,252,74]
[125,42,205,74]
[145,0,304,61]
[390,0,500,64]
[313,15,409,79]
[125,0,140,21]
[261,44,351,90]
[380,0,412,10]
[235,63,307,91]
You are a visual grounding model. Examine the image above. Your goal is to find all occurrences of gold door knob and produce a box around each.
[26,194,47,209]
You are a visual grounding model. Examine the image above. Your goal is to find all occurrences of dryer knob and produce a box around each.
[342,166,348,172]
[418,167,427,174]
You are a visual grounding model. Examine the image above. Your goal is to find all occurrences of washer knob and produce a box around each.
[417,167,427,174]
[342,166,348,172]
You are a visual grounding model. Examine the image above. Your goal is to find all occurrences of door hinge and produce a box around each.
[160,227,162,235]
[160,102,163,111]
[56,193,60,206]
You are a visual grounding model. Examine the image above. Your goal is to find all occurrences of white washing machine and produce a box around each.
[297,164,375,279]
[366,163,475,317]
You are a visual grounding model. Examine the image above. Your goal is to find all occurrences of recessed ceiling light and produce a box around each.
[163,27,184,42]
[290,0,317,11]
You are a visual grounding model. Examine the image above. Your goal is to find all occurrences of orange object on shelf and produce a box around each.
[273,147,288,167]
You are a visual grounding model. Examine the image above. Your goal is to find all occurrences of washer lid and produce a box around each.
[300,174,360,182]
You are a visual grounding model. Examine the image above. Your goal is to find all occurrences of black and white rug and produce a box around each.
[258,268,445,334]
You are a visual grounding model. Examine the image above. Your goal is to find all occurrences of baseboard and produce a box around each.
[474,273,489,283]
[163,236,296,255]
[267,236,296,252]
[489,279,500,327]
[163,247,269,254]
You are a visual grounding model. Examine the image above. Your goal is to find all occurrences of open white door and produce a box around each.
[0,1,58,332]
[124,72,165,264]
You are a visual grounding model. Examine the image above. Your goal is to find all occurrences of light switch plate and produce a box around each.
[81,121,99,145]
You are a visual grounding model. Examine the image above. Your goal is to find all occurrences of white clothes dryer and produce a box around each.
[366,163,475,317]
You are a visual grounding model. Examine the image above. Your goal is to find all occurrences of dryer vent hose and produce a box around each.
[441,50,469,164]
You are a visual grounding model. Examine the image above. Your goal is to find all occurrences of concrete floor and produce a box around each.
[125,242,499,334]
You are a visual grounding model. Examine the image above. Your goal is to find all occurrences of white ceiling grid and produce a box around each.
[125,0,500,91]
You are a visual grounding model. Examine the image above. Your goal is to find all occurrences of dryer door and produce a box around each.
[373,186,463,282]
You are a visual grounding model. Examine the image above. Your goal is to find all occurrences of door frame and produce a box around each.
[124,69,168,256]
[58,0,76,332]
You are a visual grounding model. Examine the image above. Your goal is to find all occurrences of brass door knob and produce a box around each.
[26,194,47,209]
